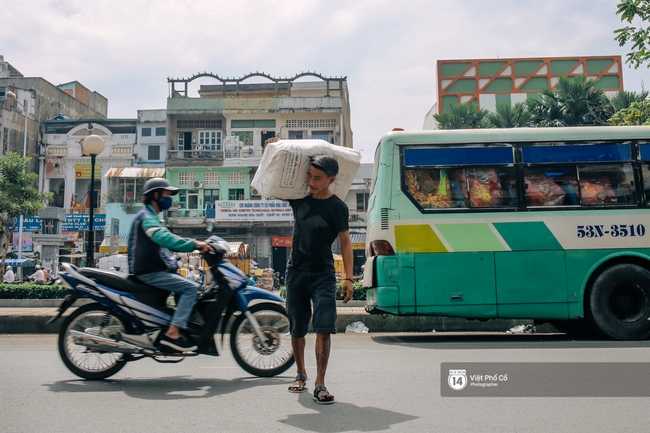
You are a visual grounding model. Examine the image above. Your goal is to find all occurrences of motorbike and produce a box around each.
[48,236,295,380]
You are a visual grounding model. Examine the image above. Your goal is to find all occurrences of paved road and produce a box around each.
[2,333,650,432]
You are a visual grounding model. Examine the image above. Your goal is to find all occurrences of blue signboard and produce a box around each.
[7,216,43,232]
[8,214,107,232]
[62,214,106,231]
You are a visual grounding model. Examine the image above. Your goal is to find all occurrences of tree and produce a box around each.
[526,75,611,127]
[433,102,489,129]
[615,0,650,69]
[609,97,650,124]
[0,153,52,275]
[610,89,649,111]
[485,103,532,128]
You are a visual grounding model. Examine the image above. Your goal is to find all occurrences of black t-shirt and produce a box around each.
[288,194,349,272]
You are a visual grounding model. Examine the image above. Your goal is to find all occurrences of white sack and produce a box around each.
[251,139,361,200]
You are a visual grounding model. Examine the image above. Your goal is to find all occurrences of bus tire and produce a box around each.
[588,264,650,341]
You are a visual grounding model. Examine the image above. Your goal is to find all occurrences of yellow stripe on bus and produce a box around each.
[395,224,448,253]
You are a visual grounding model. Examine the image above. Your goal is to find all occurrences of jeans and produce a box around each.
[136,271,199,329]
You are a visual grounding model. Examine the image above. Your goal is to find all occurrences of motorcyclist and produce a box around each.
[127,178,211,352]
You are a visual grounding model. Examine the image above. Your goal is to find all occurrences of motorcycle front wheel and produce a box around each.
[230,302,295,377]
[58,303,131,380]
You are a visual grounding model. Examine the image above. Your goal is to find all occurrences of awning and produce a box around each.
[3,258,36,267]
[225,242,245,258]
[99,233,130,253]
[104,167,165,178]
[350,232,366,249]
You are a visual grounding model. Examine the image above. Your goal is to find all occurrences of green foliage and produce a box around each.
[609,98,650,125]
[0,283,69,299]
[433,102,489,129]
[615,0,650,68]
[279,281,366,301]
[526,75,611,127]
[0,153,53,274]
[335,281,366,301]
[486,103,532,128]
[610,89,649,111]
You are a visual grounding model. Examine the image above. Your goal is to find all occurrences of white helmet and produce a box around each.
[6,266,11,270]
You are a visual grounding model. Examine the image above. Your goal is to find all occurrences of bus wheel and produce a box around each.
[589,264,650,341]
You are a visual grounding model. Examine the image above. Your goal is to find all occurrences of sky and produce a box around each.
[2,0,649,162]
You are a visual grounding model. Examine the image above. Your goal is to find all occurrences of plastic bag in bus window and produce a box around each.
[405,169,453,208]
[580,176,615,204]
[524,174,565,206]
[468,168,501,207]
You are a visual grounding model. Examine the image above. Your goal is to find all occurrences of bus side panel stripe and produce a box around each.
[395,225,448,253]
[436,223,507,252]
[493,221,564,251]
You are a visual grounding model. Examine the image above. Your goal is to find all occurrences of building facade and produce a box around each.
[41,119,137,256]
[424,55,624,129]
[163,71,353,270]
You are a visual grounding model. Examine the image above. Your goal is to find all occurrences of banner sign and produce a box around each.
[9,214,106,232]
[110,218,120,255]
[45,156,65,178]
[213,200,293,222]
[62,214,106,231]
[75,163,101,179]
[7,216,43,232]
[271,236,292,247]
[11,233,33,252]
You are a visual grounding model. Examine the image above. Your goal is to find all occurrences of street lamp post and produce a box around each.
[6,89,35,281]
[80,134,105,268]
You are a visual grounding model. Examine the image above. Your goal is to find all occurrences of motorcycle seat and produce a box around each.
[77,268,170,309]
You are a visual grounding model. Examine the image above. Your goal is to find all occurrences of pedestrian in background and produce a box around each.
[3,266,15,283]
[284,155,354,405]
[187,265,196,281]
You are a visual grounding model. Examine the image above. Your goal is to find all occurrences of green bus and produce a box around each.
[362,126,650,340]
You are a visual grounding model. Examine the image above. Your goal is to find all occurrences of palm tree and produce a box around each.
[486,103,532,128]
[610,89,649,111]
[526,75,611,127]
[433,102,489,129]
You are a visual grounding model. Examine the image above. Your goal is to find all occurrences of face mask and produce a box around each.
[159,196,173,211]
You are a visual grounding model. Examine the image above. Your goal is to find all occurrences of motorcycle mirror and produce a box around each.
[206,222,214,232]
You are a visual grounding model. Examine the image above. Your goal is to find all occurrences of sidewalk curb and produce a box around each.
[0,306,556,334]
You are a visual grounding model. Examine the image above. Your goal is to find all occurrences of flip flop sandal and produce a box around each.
[312,385,335,404]
[288,375,307,393]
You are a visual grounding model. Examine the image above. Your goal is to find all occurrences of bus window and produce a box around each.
[643,165,650,203]
[524,167,575,206]
[467,167,517,207]
[405,169,465,209]
[405,166,517,209]
[578,164,635,204]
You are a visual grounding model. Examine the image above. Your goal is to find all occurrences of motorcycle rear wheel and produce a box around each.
[58,303,131,380]
[230,303,294,377]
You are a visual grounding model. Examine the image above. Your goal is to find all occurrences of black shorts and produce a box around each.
[285,267,337,337]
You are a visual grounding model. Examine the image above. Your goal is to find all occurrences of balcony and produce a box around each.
[166,148,224,167]
[47,146,68,156]
[111,145,133,155]
[166,208,209,227]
